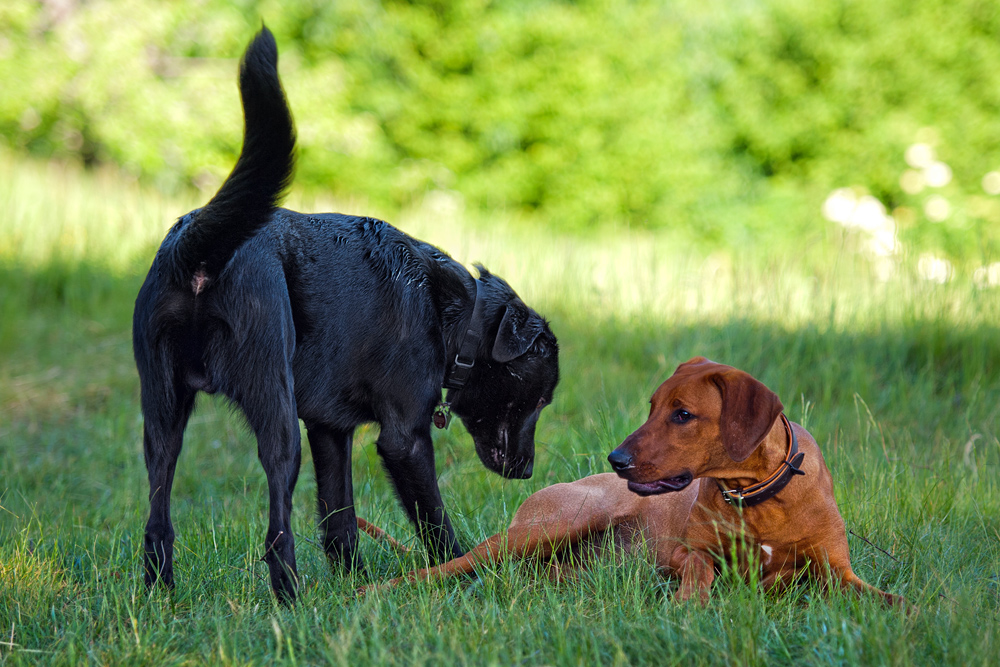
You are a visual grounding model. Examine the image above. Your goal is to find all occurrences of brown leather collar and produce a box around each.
[717,414,805,507]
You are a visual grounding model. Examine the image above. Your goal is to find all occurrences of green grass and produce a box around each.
[1,151,998,665]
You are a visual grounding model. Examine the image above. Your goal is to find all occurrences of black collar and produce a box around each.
[443,279,484,390]
[717,414,806,508]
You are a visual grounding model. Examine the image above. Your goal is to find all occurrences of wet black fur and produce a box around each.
[132,27,559,602]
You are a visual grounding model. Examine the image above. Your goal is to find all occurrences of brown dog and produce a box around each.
[367,358,902,605]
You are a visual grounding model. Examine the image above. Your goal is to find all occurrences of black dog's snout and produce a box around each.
[607,449,634,472]
[513,458,533,479]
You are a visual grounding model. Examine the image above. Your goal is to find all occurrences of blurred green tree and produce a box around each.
[2,0,999,261]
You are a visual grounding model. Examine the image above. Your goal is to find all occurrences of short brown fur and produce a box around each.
[365,358,903,606]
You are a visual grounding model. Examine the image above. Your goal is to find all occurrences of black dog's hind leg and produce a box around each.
[238,383,302,603]
[306,424,365,574]
[142,386,196,590]
[378,427,463,563]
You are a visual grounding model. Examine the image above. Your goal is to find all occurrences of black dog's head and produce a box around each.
[446,275,559,479]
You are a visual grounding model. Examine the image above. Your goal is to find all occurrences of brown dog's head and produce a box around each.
[607,357,783,496]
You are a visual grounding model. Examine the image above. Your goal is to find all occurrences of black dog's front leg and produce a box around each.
[378,428,463,563]
[306,423,365,574]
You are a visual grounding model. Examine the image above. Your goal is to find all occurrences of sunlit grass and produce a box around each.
[1,152,998,665]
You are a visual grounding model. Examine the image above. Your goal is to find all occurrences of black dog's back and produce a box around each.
[235,210,470,427]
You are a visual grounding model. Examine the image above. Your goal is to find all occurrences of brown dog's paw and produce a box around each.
[673,587,712,606]
[884,592,906,606]
[882,591,916,615]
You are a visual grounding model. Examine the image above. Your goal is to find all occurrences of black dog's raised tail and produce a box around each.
[172,26,296,284]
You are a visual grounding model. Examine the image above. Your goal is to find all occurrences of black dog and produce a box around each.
[133,27,559,602]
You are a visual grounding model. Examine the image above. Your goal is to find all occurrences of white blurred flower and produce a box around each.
[852,195,891,232]
[924,195,950,222]
[823,188,900,259]
[923,161,952,188]
[918,254,953,283]
[973,263,1000,288]
[982,171,1000,195]
[822,191,892,233]
[866,226,898,257]
[905,143,935,169]
[822,188,858,224]
[900,169,925,194]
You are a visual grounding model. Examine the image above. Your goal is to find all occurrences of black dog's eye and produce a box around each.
[671,409,693,424]
[536,397,547,410]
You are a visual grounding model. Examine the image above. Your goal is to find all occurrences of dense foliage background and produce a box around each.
[4,0,1000,263]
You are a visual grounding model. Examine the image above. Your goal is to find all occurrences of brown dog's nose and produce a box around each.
[607,449,634,472]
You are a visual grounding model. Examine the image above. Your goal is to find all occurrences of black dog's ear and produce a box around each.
[492,304,546,362]
[711,369,783,462]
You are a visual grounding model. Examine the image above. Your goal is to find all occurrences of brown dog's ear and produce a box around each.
[710,370,784,462]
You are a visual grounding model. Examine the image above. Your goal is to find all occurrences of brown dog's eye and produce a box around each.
[671,409,693,424]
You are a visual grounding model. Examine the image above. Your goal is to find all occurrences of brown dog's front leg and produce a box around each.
[402,518,565,584]
[358,531,508,594]
[673,547,715,604]
[361,505,591,594]
[406,531,509,582]
[361,477,620,594]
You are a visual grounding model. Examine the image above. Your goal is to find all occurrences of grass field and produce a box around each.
[1,151,998,666]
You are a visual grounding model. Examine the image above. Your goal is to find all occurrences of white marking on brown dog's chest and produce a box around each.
[761,544,774,565]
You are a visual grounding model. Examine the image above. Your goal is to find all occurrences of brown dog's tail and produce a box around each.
[169,25,296,285]
[356,518,410,553]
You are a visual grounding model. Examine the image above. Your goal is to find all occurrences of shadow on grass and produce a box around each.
[3,256,998,454]
[4,254,999,412]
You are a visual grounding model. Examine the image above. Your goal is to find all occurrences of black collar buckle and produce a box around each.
[443,279,484,391]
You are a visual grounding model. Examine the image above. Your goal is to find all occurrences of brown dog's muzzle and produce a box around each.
[608,432,694,496]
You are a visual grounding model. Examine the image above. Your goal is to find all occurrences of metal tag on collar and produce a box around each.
[433,401,452,429]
